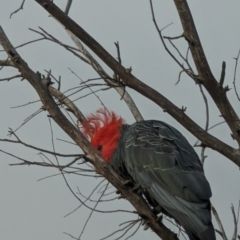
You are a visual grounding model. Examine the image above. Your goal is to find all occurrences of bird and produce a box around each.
[80,108,216,240]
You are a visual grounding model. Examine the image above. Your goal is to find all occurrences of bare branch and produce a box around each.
[115,41,122,65]
[198,84,209,165]
[233,50,240,101]
[0,58,14,67]
[29,27,90,64]
[212,205,228,240]
[173,0,240,145]
[164,34,184,41]
[77,186,118,203]
[125,220,142,240]
[68,67,109,111]
[231,203,239,240]
[10,0,26,18]
[33,0,240,167]
[100,219,140,240]
[14,37,45,50]
[0,25,179,240]
[219,61,226,87]
[0,135,81,158]
[0,74,22,81]
[63,232,78,240]
[167,39,195,78]
[64,0,73,15]
[149,0,197,83]
[78,182,109,239]
[29,25,139,118]
[64,179,106,218]
[49,85,86,122]
[63,25,143,122]
[1,148,80,169]
[11,108,44,134]
[11,99,40,109]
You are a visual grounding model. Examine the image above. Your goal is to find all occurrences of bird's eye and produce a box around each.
[97,145,102,151]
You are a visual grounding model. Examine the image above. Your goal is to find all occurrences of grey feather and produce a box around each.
[111,120,215,240]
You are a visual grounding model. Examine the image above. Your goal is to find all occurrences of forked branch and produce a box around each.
[33,0,240,167]
[0,26,178,240]
[173,0,240,145]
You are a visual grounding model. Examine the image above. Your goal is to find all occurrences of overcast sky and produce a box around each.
[0,1,240,240]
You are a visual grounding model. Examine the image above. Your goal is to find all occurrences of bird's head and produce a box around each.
[80,108,125,162]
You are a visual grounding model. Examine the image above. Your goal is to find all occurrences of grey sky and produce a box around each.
[0,1,240,240]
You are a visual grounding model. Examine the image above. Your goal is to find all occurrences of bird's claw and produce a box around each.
[156,214,163,222]
[121,180,142,195]
[139,213,147,219]
[115,190,126,199]
[141,219,150,230]
[121,179,134,188]
[152,205,162,215]
[118,195,125,200]
[116,190,121,194]
[131,184,142,194]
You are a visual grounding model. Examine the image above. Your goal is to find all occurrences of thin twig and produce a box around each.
[212,205,228,240]
[63,27,143,122]
[0,58,14,67]
[62,173,137,215]
[29,27,90,64]
[149,0,195,82]
[0,131,82,158]
[11,99,40,108]
[10,0,26,18]
[0,74,22,81]
[11,108,44,134]
[233,50,240,101]
[164,34,184,40]
[231,203,239,240]
[64,180,105,218]
[167,39,195,78]
[0,38,47,52]
[125,219,142,240]
[115,41,122,65]
[63,232,78,240]
[219,61,226,87]
[68,67,108,111]
[99,219,139,240]
[0,148,75,169]
[49,85,86,122]
[77,190,118,203]
[64,0,73,15]
[78,182,110,239]
[199,84,209,165]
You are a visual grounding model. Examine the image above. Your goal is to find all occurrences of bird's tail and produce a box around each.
[185,222,215,240]
[184,229,200,240]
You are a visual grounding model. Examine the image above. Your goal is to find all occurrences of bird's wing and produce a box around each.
[120,120,214,239]
[122,120,212,203]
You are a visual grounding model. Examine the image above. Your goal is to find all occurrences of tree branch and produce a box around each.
[0,58,14,67]
[10,0,26,18]
[49,86,86,122]
[0,137,81,158]
[173,0,240,145]
[63,27,143,122]
[0,26,178,240]
[212,205,228,240]
[33,0,240,167]
[219,61,226,87]
[233,50,240,101]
